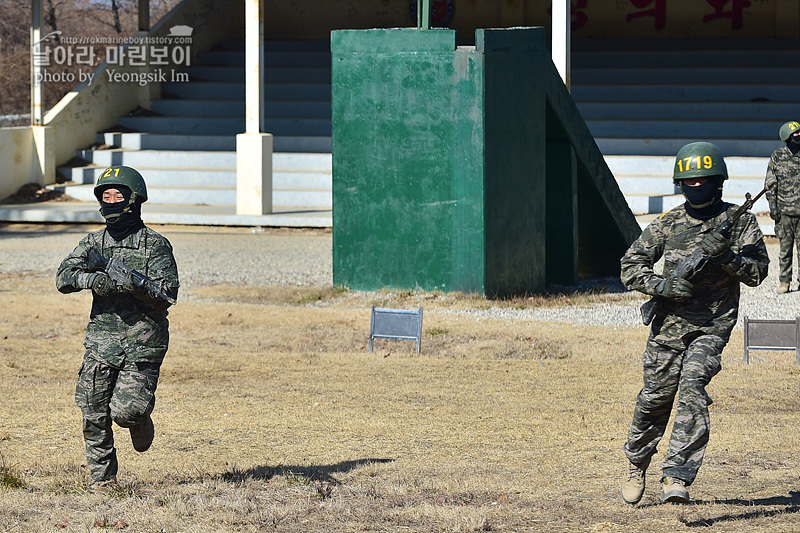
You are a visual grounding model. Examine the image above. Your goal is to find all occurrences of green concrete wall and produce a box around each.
[331,29,485,293]
[331,27,641,296]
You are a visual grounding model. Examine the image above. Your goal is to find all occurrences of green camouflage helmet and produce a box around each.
[93,165,148,203]
[673,142,728,182]
[779,121,800,142]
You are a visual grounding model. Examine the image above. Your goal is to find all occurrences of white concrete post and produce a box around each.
[136,0,158,109]
[236,0,273,215]
[30,0,44,125]
[32,125,55,184]
[552,0,571,90]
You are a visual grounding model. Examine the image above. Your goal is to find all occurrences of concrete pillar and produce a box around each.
[30,0,44,125]
[236,133,273,215]
[32,126,55,185]
[236,0,273,215]
[552,0,570,89]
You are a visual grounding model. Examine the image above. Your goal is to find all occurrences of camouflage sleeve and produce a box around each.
[620,219,667,296]
[55,233,99,294]
[719,212,769,287]
[138,232,180,311]
[765,154,778,215]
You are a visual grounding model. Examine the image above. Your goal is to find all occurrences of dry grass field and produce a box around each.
[1,226,800,532]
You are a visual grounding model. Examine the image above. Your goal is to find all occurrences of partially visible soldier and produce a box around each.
[619,142,768,505]
[56,166,179,491]
[765,120,800,293]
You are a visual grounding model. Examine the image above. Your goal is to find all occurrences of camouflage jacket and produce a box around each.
[56,226,180,368]
[765,145,800,216]
[621,204,768,349]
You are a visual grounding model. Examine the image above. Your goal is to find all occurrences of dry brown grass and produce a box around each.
[2,272,800,532]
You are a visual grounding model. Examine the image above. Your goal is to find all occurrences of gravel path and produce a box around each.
[1,223,797,329]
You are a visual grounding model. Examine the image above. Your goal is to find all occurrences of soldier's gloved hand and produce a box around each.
[770,210,781,223]
[88,272,115,297]
[655,276,693,301]
[701,230,734,265]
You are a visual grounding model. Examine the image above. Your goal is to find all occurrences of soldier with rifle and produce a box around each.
[765,120,800,293]
[618,142,768,505]
[56,166,180,491]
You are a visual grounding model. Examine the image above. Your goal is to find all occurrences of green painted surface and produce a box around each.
[332,29,485,293]
[332,26,640,295]
[479,27,547,295]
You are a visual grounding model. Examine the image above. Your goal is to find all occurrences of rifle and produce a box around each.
[88,249,177,305]
[639,185,770,326]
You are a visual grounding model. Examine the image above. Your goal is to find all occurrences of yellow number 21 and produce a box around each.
[100,167,120,180]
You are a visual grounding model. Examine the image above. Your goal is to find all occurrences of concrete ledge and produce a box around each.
[0,202,331,228]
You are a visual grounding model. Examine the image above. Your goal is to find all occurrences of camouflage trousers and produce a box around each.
[624,334,724,485]
[775,215,800,283]
[75,351,160,482]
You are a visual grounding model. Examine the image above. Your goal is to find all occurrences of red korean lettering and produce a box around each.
[626,0,666,31]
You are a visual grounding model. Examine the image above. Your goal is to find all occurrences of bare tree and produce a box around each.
[0,0,180,117]
[110,0,123,33]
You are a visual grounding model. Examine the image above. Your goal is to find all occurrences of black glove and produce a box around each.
[655,276,693,301]
[700,230,734,265]
[89,272,115,297]
[771,210,781,224]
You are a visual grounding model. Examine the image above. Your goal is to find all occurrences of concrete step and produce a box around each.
[76,148,332,171]
[197,49,331,68]
[53,181,332,209]
[572,49,800,69]
[161,82,331,101]
[607,155,772,215]
[59,165,330,189]
[605,155,769,177]
[570,84,795,103]
[69,149,331,172]
[572,67,800,85]
[578,101,800,121]
[77,149,237,168]
[587,119,779,140]
[117,116,331,136]
[149,99,244,117]
[596,138,779,158]
[98,132,236,151]
[96,131,331,153]
[148,99,331,118]
[182,66,330,83]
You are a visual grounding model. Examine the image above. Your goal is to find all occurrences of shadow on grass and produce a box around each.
[220,458,394,485]
[679,492,800,527]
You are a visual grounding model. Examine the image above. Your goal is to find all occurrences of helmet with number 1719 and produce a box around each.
[672,142,728,182]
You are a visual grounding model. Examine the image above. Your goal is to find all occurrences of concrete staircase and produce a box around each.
[53,38,799,219]
[572,39,800,215]
[55,40,332,213]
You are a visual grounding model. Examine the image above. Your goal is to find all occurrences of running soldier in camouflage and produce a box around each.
[619,142,769,505]
[56,166,179,489]
[765,120,800,293]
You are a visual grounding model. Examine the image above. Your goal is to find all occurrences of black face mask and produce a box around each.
[99,187,145,240]
[788,136,800,155]
[680,177,727,220]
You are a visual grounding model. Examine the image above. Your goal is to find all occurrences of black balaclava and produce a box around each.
[681,176,727,221]
[99,186,145,241]
[788,134,800,155]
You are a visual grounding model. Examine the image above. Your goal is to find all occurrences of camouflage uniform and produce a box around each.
[765,145,800,284]
[620,204,768,484]
[56,226,179,482]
